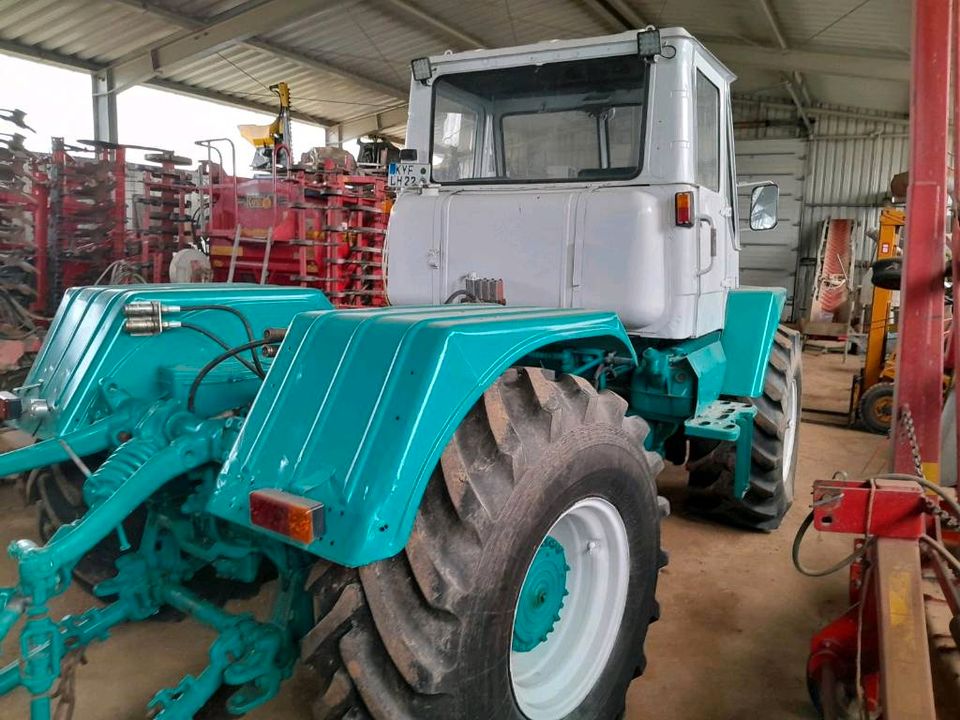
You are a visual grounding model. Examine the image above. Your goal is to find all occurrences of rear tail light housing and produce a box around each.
[675,191,694,227]
[249,489,325,544]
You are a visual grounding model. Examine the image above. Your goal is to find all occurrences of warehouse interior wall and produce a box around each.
[732,98,910,322]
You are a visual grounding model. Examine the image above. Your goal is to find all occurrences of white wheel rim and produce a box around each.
[781,379,799,499]
[510,497,630,719]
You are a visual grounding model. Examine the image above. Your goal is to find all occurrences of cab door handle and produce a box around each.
[695,215,718,277]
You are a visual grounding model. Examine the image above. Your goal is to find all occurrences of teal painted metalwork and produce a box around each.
[207,304,635,567]
[0,284,331,720]
[683,400,758,499]
[630,332,725,424]
[0,284,785,718]
[732,412,757,499]
[15,284,331,441]
[0,407,234,718]
[719,288,785,397]
[0,406,312,720]
[513,536,569,653]
[683,399,756,442]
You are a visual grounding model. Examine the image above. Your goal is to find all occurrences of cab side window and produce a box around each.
[696,70,720,191]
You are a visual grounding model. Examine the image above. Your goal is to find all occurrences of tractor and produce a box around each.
[0,28,801,720]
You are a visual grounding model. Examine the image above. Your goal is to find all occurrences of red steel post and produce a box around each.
[893,0,953,477]
[114,147,126,262]
[953,0,960,482]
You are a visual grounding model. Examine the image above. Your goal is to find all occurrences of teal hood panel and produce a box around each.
[207,304,634,567]
[22,284,332,438]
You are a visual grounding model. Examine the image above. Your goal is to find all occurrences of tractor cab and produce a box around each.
[386,28,778,339]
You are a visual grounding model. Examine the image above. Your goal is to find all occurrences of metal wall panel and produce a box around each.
[735,138,805,320]
[799,115,909,320]
[733,100,910,321]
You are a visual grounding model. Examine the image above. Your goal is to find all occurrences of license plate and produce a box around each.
[388,162,430,189]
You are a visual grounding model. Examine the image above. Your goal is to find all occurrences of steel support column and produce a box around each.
[893,0,953,477]
[953,0,960,482]
[91,69,117,144]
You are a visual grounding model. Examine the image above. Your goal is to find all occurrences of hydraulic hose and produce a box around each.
[792,510,875,577]
[187,338,278,413]
[871,472,960,521]
[178,322,260,377]
[177,304,265,377]
[793,473,960,578]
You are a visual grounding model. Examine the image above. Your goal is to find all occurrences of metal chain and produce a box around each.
[52,649,86,720]
[926,498,960,530]
[898,405,925,478]
[900,405,960,529]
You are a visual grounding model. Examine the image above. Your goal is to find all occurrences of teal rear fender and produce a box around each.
[206,305,635,567]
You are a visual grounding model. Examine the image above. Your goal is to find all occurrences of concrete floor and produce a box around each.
[0,350,887,720]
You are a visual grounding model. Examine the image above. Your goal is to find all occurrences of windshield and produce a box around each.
[431,55,648,184]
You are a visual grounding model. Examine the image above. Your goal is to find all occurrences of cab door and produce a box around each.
[692,59,734,333]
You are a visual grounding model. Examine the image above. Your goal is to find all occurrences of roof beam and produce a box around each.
[380,0,487,49]
[578,0,648,31]
[108,0,407,100]
[707,42,910,82]
[146,77,334,126]
[0,35,332,129]
[328,105,410,145]
[107,0,330,93]
[0,38,100,72]
[754,0,813,134]
[242,39,406,99]
[733,95,909,125]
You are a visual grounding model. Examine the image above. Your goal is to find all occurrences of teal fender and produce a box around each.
[16,284,332,440]
[718,287,787,397]
[206,305,635,567]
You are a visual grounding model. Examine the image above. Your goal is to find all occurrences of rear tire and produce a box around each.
[302,367,664,719]
[686,326,802,530]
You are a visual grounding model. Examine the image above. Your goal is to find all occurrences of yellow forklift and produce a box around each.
[850,208,902,433]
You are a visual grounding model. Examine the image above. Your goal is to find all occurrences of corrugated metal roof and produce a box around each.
[0,0,178,63]
[772,0,910,55]
[0,0,913,136]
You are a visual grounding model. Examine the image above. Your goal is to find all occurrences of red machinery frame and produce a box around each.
[203,160,390,307]
[806,2,960,718]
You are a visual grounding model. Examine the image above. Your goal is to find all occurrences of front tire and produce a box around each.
[302,367,664,719]
[858,382,893,435]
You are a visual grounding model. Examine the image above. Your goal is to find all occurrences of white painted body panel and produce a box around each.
[385,28,741,339]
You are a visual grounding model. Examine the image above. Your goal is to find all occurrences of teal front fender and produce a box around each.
[719,287,787,397]
[206,305,635,567]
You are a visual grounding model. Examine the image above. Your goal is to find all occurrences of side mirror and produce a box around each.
[749,183,779,231]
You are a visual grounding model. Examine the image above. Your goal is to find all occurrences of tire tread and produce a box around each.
[304,367,662,718]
